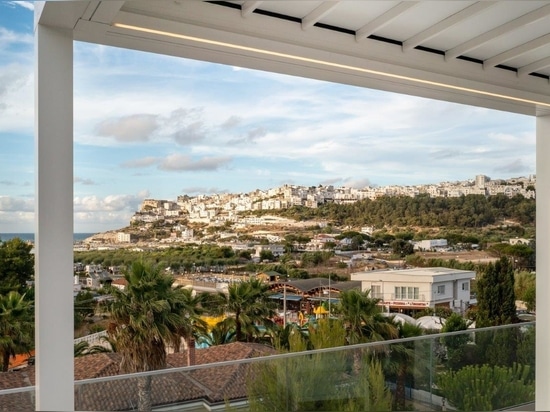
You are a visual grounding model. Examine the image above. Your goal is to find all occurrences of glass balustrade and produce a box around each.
[0,322,535,411]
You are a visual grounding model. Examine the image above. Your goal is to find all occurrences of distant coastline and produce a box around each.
[0,233,96,243]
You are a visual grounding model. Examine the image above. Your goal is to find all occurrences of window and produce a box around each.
[462,282,469,291]
[371,285,382,299]
[395,286,419,300]
[394,286,406,299]
[437,285,445,294]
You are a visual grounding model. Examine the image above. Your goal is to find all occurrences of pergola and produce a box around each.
[35,1,550,410]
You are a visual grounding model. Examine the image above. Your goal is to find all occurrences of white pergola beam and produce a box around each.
[446,3,550,60]
[302,1,340,31]
[81,1,100,21]
[484,33,550,69]
[35,23,74,411]
[536,112,550,411]
[355,2,418,42]
[518,56,550,77]
[89,0,124,24]
[403,2,496,52]
[241,1,263,18]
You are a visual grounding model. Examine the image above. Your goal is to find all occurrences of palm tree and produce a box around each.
[337,289,397,344]
[219,278,276,342]
[386,321,424,410]
[196,321,236,347]
[0,291,34,372]
[168,288,208,366]
[73,340,111,357]
[106,262,183,411]
[269,322,310,351]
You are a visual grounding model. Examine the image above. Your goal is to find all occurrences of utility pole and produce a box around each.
[283,283,287,327]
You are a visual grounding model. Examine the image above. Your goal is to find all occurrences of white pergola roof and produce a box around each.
[37,0,550,115]
[33,1,550,410]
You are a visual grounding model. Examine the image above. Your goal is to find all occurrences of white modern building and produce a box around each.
[414,239,448,251]
[30,1,550,410]
[351,267,474,314]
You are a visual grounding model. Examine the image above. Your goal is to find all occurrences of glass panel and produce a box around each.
[1,323,535,411]
[0,387,35,411]
[70,323,534,411]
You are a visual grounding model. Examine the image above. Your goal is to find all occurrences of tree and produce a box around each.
[259,249,275,261]
[476,257,517,327]
[385,321,423,410]
[476,258,519,367]
[196,320,236,346]
[247,319,392,412]
[0,238,34,294]
[522,285,536,312]
[337,289,397,345]
[73,340,111,357]
[168,288,208,366]
[514,271,536,311]
[218,278,276,342]
[437,363,534,411]
[440,313,473,370]
[0,291,34,372]
[106,262,184,411]
[390,239,414,257]
[74,290,96,330]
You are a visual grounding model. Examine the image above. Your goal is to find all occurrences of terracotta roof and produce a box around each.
[0,368,35,411]
[0,342,277,411]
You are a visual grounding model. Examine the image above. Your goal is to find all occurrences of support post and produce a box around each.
[536,112,550,411]
[35,23,74,411]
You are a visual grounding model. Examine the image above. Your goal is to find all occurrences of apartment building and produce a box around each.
[351,267,475,314]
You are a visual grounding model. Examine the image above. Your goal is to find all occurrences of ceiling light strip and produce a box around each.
[113,22,550,109]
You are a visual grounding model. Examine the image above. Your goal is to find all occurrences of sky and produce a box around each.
[0,1,536,234]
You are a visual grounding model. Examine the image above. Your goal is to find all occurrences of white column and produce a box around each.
[536,112,550,411]
[35,24,74,411]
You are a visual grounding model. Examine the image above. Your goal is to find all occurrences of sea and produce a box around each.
[0,233,96,243]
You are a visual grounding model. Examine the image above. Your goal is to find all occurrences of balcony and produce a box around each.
[31,1,550,410]
[0,322,535,411]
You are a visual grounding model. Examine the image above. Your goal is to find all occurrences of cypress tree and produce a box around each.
[475,257,519,367]
[476,257,517,327]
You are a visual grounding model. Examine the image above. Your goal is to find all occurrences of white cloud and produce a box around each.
[120,156,159,169]
[159,154,232,171]
[181,186,229,195]
[0,64,33,132]
[8,1,34,11]
[74,177,97,186]
[0,196,33,212]
[0,196,34,232]
[95,114,159,142]
[73,191,150,232]
[0,27,33,48]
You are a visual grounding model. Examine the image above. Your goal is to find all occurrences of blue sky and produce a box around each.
[0,1,536,234]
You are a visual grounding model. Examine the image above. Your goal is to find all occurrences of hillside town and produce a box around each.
[132,174,535,225]
[81,174,535,249]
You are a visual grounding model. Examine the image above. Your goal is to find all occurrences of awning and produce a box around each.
[283,294,303,301]
[269,293,302,301]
